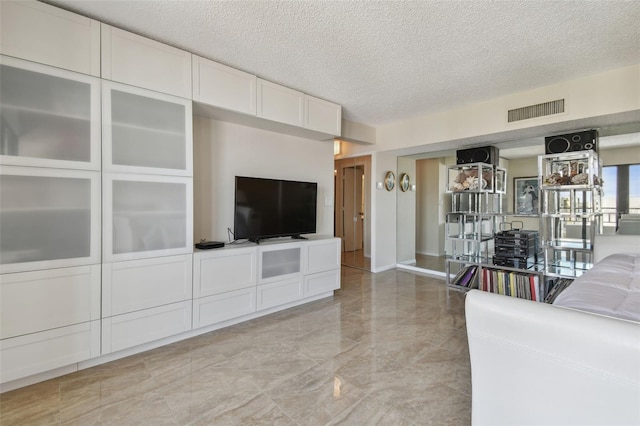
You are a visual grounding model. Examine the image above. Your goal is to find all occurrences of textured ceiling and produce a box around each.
[47,0,640,127]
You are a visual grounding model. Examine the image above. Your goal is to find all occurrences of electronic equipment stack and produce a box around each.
[493,223,541,269]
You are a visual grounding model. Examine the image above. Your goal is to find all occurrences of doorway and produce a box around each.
[335,155,371,270]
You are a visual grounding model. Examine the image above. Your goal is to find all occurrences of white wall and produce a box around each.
[396,157,416,263]
[600,145,640,166]
[341,65,639,272]
[372,152,398,271]
[348,64,640,155]
[193,116,335,242]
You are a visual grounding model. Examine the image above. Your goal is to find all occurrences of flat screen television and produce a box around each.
[234,176,317,243]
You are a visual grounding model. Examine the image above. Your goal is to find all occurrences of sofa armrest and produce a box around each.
[465,290,640,426]
[593,234,640,263]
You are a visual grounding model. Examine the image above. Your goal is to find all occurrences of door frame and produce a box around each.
[334,155,372,267]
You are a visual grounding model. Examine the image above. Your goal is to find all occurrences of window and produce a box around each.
[630,165,640,214]
[602,166,617,225]
[601,163,640,229]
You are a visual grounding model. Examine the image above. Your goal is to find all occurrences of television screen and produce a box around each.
[234,176,317,242]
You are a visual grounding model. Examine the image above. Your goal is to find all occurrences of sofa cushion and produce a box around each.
[553,253,640,322]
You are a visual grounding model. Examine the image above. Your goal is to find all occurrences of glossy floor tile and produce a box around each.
[341,249,371,271]
[0,267,470,425]
[404,254,447,273]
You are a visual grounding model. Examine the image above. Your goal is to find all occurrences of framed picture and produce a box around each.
[514,177,539,215]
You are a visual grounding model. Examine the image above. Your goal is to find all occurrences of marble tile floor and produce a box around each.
[341,249,371,271]
[0,267,471,426]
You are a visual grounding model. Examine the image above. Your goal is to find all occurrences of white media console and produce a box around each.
[1,236,340,391]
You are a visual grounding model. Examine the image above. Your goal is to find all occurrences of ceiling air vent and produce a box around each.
[508,99,565,123]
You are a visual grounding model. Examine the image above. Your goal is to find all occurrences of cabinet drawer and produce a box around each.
[102,301,192,354]
[194,248,256,297]
[0,265,100,340]
[101,24,191,98]
[102,254,193,317]
[257,277,303,311]
[0,1,100,76]
[192,55,256,115]
[304,269,340,298]
[193,288,256,328]
[0,320,100,384]
[305,239,341,274]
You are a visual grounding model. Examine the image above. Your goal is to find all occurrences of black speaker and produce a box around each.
[545,130,598,154]
[456,146,500,166]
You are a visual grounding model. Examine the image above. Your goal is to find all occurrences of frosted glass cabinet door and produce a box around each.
[0,166,101,274]
[103,173,193,262]
[0,56,100,170]
[102,82,193,176]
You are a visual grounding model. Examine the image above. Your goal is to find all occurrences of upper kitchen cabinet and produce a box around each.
[257,79,304,127]
[304,95,342,137]
[101,24,192,99]
[192,55,257,115]
[0,1,100,76]
[102,81,193,176]
[0,56,101,170]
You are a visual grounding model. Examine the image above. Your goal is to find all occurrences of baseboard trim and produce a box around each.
[396,263,449,279]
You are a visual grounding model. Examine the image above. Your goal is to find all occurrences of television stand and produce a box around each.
[291,235,308,240]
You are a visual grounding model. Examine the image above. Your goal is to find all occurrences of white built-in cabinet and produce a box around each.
[192,247,258,328]
[257,243,305,310]
[304,95,342,136]
[257,78,305,127]
[102,81,193,175]
[103,173,193,262]
[0,1,100,76]
[0,265,101,383]
[0,10,103,382]
[0,166,101,274]
[101,72,194,352]
[101,24,192,99]
[0,1,342,389]
[193,69,341,138]
[304,238,342,297]
[192,55,257,115]
[255,78,341,136]
[193,238,340,328]
[101,255,193,354]
[0,321,101,384]
[0,56,101,170]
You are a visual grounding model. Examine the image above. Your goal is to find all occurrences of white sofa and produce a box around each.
[465,235,640,426]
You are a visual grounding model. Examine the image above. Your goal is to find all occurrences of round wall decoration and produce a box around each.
[384,171,395,191]
[399,173,410,192]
